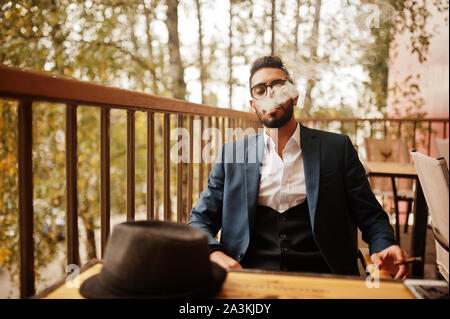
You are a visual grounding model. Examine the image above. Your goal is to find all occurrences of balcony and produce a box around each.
[0,65,448,298]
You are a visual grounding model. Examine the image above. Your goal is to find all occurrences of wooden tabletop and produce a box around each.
[364,161,417,178]
[40,262,415,299]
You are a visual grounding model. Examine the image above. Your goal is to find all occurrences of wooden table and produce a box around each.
[38,261,414,299]
[364,161,428,278]
[364,161,418,178]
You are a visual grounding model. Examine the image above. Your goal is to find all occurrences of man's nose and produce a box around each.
[267,86,274,98]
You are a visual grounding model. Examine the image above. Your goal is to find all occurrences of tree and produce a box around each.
[143,0,160,95]
[228,0,234,108]
[271,0,276,55]
[302,0,322,118]
[166,0,186,100]
[195,0,205,104]
[294,0,302,52]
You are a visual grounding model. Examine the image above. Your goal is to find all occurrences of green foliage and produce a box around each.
[0,0,177,295]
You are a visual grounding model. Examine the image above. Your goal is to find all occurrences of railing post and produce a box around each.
[206,117,212,176]
[427,120,432,155]
[187,115,194,220]
[147,112,155,220]
[221,117,226,146]
[127,110,135,221]
[231,118,235,140]
[100,108,110,257]
[164,113,171,221]
[443,121,447,139]
[177,114,183,222]
[214,116,220,163]
[198,117,204,195]
[18,99,35,298]
[65,103,79,267]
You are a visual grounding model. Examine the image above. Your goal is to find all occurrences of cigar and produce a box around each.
[394,257,423,265]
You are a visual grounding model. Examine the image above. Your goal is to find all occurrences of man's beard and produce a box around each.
[255,99,294,128]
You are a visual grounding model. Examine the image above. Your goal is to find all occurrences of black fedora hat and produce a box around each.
[79,220,227,299]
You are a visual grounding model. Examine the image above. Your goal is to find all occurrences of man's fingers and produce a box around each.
[210,251,242,270]
[229,261,243,269]
[222,256,242,269]
[370,253,383,268]
[394,264,407,280]
[393,249,410,280]
[394,249,407,264]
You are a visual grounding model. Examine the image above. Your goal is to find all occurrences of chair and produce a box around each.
[411,151,449,282]
[434,138,449,169]
[364,138,415,242]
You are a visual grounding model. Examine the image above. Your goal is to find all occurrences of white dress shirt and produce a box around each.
[257,122,307,213]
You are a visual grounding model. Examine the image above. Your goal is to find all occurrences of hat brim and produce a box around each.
[79,262,227,299]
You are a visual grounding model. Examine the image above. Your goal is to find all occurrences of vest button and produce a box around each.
[279,233,287,239]
[280,216,287,222]
[281,247,288,253]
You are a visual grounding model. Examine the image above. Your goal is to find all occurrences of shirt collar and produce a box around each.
[263,121,301,151]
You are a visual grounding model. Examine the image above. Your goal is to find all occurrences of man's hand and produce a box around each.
[210,251,243,270]
[370,245,410,280]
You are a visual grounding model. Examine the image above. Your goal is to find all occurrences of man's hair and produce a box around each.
[249,56,293,87]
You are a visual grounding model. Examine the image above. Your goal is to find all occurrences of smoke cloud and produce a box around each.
[257,81,299,112]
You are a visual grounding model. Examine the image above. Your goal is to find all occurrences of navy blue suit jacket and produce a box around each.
[188,123,397,275]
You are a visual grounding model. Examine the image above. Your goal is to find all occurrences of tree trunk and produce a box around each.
[302,0,322,117]
[271,0,276,55]
[195,0,205,104]
[166,0,186,100]
[143,0,159,95]
[294,0,302,52]
[128,5,146,91]
[49,0,66,76]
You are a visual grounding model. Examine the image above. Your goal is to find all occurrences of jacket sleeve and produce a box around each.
[342,135,398,254]
[187,144,225,249]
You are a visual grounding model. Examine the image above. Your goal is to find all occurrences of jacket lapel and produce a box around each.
[245,133,264,234]
[300,124,320,231]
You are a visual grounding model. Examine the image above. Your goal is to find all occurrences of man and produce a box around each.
[188,56,409,279]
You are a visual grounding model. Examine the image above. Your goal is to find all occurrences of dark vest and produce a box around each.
[241,200,332,274]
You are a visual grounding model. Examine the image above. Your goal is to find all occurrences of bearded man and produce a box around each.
[188,56,409,279]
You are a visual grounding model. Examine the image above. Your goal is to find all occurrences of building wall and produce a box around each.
[387,5,449,157]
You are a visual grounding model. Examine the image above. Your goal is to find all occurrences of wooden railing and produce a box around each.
[0,65,261,298]
[301,117,449,157]
[1,65,448,298]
